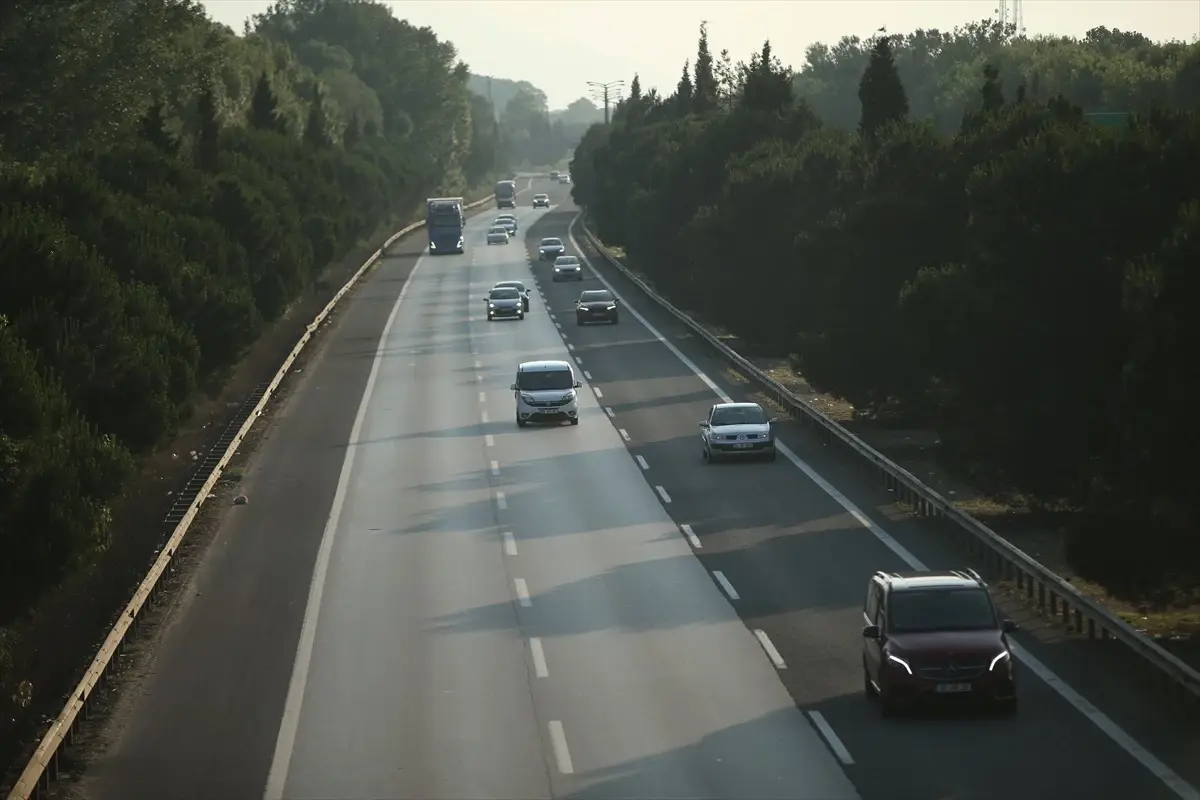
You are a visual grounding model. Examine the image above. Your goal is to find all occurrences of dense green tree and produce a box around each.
[570,21,1200,601]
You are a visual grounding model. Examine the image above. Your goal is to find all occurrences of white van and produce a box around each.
[511,360,582,427]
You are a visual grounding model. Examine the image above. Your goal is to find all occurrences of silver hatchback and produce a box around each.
[700,402,777,462]
[552,255,583,281]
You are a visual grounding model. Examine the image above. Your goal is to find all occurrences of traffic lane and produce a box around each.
[527,214,1188,800]
[559,214,1200,788]
[277,248,550,800]
[461,259,860,800]
[72,228,442,799]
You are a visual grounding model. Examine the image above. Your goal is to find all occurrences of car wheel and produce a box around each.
[570,416,580,426]
[702,446,713,463]
[878,684,898,717]
[518,312,525,320]
[611,315,619,324]
[766,448,777,462]
[487,315,493,321]
[516,415,527,428]
[576,317,584,326]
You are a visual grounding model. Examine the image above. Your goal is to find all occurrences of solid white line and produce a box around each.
[593,386,604,398]
[754,629,787,669]
[618,428,630,442]
[548,721,574,774]
[481,410,489,423]
[808,711,854,766]
[264,238,427,800]
[636,455,649,470]
[503,530,518,556]
[490,460,500,477]
[530,637,549,678]
[485,434,495,447]
[713,570,739,600]
[604,406,614,418]
[655,485,672,504]
[569,214,1200,800]
[496,491,507,510]
[514,578,532,607]
[478,391,486,403]
[680,524,702,548]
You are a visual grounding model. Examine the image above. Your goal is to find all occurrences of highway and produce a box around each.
[60,178,1199,800]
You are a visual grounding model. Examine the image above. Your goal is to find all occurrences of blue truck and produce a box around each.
[427,196,465,254]
[494,180,517,209]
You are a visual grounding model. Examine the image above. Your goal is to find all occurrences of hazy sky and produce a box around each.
[199,0,1200,110]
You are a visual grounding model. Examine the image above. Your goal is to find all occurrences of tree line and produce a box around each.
[467,74,604,168]
[0,0,515,627]
[570,21,1200,601]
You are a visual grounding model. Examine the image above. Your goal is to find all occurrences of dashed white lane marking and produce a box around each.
[474,360,482,369]
[567,343,575,351]
[680,524,702,548]
[584,370,592,380]
[604,407,614,418]
[479,391,486,403]
[593,387,604,398]
[514,578,532,607]
[548,721,574,775]
[636,455,649,470]
[549,314,556,320]
[618,428,630,442]
[713,571,740,600]
[808,711,855,766]
[490,460,500,477]
[555,322,562,329]
[485,434,495,447]
[530,637,549,678]
[754,629,787,669]
[481,410,489,424]
[574,356,582,365]
[495,490,507,510]
[655,485,672,504]
[503,531,518,556]
[476,373,483,383]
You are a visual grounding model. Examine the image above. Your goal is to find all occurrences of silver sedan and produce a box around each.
[700,402,777,462]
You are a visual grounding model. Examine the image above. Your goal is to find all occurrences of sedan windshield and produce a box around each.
[555,257,579,266]
[540,238,563,247]
[710,406,766,426]
[580,291,613,303]
[888,588,997,633]
[518,370,573,391]
[489,288,519,300]
[488,227,507,235]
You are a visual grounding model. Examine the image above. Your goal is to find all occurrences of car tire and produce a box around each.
[576,317,583,326]
[611,315,619,324]
[703,446,713,463]
[516,415,527,428]
[487,315,493,321]
[863,663,875,698]
[570,416,580,426]
[878,686,898,718]
[766,448,777,462]
[518,312,525,320]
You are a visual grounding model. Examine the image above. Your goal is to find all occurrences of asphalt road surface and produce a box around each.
[67,178,859,800]
[522,196,1200,800]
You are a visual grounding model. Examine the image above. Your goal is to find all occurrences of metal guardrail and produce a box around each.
[4,191,500,800]
[576,215,1200,707]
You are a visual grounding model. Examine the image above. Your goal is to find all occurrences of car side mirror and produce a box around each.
[1002,619,1019,633]
[573,381,582,389]
[699,421,709,428]
[862,624,881,639]
[510,383,518,391]
[482,297,489,301]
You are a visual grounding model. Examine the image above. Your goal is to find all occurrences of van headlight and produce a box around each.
[520,393,535,403]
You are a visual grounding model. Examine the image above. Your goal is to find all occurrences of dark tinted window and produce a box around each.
[887,588,997,633]
[495,282,525,292]
[580,291,613,302]
[540,238,563,246]
[489,288,520,300]
[555,256,579,265]
[518,369,573,391]
[710,405,766,426]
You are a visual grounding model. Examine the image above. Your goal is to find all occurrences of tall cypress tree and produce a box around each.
[248,71,285,134]
[195,85,220,173]
[858,36,908,142]
[692,22,718,114]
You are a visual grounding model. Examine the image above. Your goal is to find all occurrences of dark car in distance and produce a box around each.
[538,237,566,260]
[575,289,619,325]
[862,569,1018,716]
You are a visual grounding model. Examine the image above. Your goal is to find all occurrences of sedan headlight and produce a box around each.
[605,305,617,311]
[988,651,1011,671]
[430,242,437,250]
[457,237,464,246]
[488,303,496,309]
[886,654,912,675]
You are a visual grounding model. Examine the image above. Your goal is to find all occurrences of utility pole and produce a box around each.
[997,0,1025,36]
[587,80,625,124]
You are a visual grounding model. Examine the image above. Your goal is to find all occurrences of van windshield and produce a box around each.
[518,369,573,391]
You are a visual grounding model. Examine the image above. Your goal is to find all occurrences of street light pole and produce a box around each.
[587,80,625,124]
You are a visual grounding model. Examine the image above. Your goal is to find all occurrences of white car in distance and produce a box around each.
[486,226,510,245]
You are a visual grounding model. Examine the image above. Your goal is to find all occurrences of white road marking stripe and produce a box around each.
[514,578,531,607]
[655,485,672,504]
[495,491,507,510]
[808,711,854,766]
[636,455,649,470]
[530,637,549,678]
[713,570,739,600]
[593,387,604,398]
[485,434,494,447]
[490,460,500,477]
[481,410,489,424]
[754,629,787,669]
[604,407,614,418]
[680,524,702,548]
[503,531,517,556]
[618,428,630,442]
[549,721,574,774]
[478,391,486,403]
[567,343,575,351]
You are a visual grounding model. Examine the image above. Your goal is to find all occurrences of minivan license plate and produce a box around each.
[935,683,972,694]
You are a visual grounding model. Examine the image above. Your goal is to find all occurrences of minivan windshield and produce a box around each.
[887,588,997,633]
[518,369,573,391]
[489,288,520,300]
